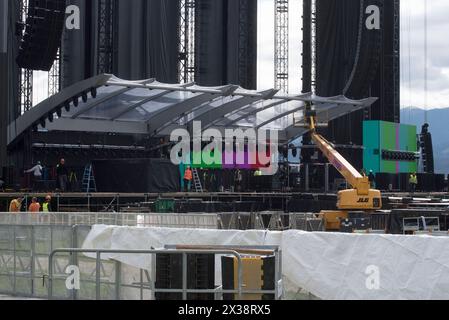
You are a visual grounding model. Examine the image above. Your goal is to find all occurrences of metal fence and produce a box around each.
[0,212,324,231]
[0,224,283,300]
[47,248,283,301]
[0,224,91,299]
[0,213,220,229]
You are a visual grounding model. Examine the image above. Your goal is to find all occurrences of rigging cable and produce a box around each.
[424,0,429,124]
[342,0,365,96]
[408,2,412,123]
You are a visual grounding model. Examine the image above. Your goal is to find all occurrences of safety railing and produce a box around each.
[0,213,220,229]
[0,212,320,231]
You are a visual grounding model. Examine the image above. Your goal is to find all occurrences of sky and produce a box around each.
[256,0,449,111]
[33,0,449,113]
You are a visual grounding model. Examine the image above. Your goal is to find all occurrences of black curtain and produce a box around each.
[93,159,180,193]
[115,0,180,82]
[195,0,257,89]
[63,0,180,87]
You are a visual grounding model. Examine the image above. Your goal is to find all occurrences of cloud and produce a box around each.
[257,0,449,109]
[32,0,449,111]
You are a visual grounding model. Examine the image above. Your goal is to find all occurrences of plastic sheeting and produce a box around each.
[83,226,449,300]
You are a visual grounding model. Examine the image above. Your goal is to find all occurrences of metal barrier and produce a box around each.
[48,249,250,300]
[0,213,220,229]
[0,212,318,231]
[0,221,283,300]
[48,247,282,300]
[0,224,91,298]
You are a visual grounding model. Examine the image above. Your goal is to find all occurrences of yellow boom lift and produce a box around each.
[297,105,382,230]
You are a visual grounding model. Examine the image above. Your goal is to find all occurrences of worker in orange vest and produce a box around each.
[9,198,23,213]
[184,166,193,192]
[28,197,41,213]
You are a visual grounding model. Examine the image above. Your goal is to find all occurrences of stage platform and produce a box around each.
[0,191,447,213]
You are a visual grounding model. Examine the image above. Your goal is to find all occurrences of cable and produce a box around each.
[424,0,428,124]
[342,0,365,96]
[407,2,412,123]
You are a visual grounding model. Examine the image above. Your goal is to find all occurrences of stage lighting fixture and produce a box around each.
[91,87,97,98]
[48,113,54,123]
[64,101,71,112]
[40,118,46,128]
[56,107,62,118]
[73,97,79,107]
[82,92,88,103]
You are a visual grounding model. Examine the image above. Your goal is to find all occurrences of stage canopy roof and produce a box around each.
[8,74,377,145]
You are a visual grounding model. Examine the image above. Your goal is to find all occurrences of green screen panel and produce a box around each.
[363,121,418,174]
[363,121,380,173]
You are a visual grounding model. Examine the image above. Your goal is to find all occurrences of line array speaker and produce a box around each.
[16,0,66,71]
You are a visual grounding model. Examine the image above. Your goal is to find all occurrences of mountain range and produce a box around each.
[401,107,449,174]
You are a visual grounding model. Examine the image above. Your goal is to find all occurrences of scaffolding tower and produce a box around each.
[97,0,116,74]
[48,49,61,97]
[238,0,250,88]
[178,0,196,84]
[310,0,316,93]
[274,0,289,93]
[18,0,33,114]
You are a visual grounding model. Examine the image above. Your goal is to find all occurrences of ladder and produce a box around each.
[192,168,203,193]
[82,164,97,193]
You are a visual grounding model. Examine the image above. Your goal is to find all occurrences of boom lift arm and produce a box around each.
[300,105,382,211]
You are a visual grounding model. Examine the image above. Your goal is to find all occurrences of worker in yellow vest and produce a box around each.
[409,173,418,194]
[42,195,52,213]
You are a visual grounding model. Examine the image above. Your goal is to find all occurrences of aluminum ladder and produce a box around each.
[82,164,97,193]
[192,168,203,193]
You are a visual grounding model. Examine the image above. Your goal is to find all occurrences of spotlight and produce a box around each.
[82,92,88,103]
[48,113,54,123]
[73,97,79,107]
[91,87,97,98]
[290,144,297,158]
[56,107,62,118]
[40,118,46,128]
[64,101,71,112]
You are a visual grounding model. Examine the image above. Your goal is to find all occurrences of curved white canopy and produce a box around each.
[8,74,377,145]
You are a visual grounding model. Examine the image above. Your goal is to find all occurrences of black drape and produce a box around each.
[93,159,180,193]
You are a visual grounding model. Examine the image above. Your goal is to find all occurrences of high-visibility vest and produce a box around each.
[254,170,262,177]
[410,175,418,185]
[42,202,50,212]
[9,200,21,213]
[184,169,193,181]
[29,203,41,213]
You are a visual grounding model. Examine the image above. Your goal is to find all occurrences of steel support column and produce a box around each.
[274,0,289,93]
[179,0,196,83]
[97,0,116,74]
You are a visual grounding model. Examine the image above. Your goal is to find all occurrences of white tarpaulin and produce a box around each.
[82,225,449,300]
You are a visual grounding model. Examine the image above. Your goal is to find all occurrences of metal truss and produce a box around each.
[310,0,316,93]
[178,0,196,83]
[383,0,400,123]
[18,0,33,114]
[97,0,116,74]
[238,0,254,89]
[274,0,289,93]
[48,49,61,97]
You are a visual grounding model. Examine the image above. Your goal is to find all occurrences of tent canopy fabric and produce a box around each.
[7,74,377,145]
